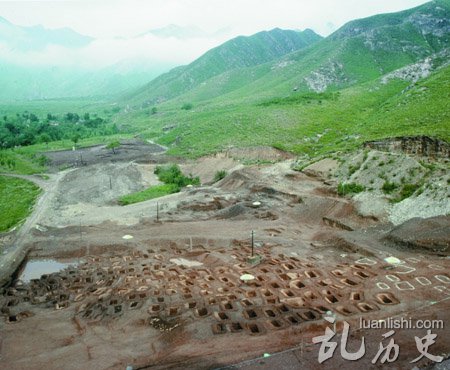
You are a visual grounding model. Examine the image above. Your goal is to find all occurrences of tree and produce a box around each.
[151,107,158,115]
[29,113,39,123]
[106,140,120,154]
[39,133,51,148]
[71,134,80,148]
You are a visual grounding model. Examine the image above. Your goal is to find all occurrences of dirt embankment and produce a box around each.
[303,149,450,225]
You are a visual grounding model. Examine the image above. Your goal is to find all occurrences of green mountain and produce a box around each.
[117,0,449,159]
[127,0,449,108]
[127,28,323,105]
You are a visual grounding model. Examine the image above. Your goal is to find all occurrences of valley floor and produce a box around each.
[0,148,449,369]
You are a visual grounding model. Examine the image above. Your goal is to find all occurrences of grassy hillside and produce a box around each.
[125,0,449,110]
[1,1,448,175]
[0,176,41,232]
[119,63,449,158]
[126,28,322,105]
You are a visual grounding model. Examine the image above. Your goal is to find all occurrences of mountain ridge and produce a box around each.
[0,16,93,51]
[125,0,449,106]
[127,28,323,105]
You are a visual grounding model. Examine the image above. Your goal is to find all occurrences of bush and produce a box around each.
[337,183,365,196]
[154,164,200,188]
[106,140,120,154]
[392,183,420,202]
[382,181,398,194]
[213,170,227,182]
[181,103,193,110]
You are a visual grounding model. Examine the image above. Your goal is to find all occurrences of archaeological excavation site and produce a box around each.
[0,141,449,369]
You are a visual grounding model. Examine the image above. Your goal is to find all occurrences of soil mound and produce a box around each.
[385,215,450,254]
[217,169,255,191]
[55,163,144,206]
[226,146,294,162]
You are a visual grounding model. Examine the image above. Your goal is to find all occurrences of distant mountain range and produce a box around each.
[1,0,449,104]
[126,0,450,106]
[0,18,194,100]
[0,16,93,51]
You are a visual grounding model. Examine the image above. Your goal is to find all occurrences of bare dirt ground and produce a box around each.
[0,147,449,369]
[44,139,167,170]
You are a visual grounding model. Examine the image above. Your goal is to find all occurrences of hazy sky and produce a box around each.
[0,0,430,69]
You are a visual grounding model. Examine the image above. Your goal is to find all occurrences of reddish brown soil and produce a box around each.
[0,157,449,369]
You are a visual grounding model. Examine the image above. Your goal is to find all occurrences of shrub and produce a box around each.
[181,103,193,110]
[382,181,398,194]
[337,183,365,196]
[392,183,420,202]
[154,164,200,188]
[348,163,361,175]
[106,140,120,154]
[213,170,227,182]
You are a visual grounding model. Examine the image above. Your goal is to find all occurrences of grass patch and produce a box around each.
[381,181,399,194]
[119,164,200,205]
[0,176,41,232]
[392,183,421,203]
[337,182,365,196]
[257,92,338,107]
[213,170,228,182]
[118,184,179,205]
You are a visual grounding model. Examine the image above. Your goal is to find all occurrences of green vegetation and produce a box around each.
[127,28,322,105]
[119,184,179,205]
[382,181,399,194]
[154,164,200,188]
[392,183,421,203]
[1,2,449,175]
[106,140,121,154]
[0,176,41,232]
[348,162,362,176]
[0,109,117,149]
[114,1,449,160]
[337,183,365,196]
[257,92,339,107]
[181,103,193,111]
[213,170,228,182]
[119,164,200,205]
[0,149,46,174]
